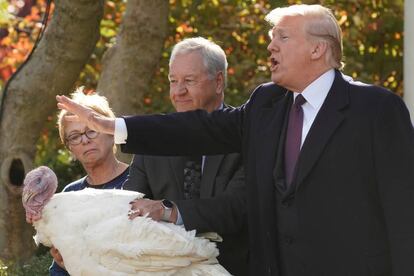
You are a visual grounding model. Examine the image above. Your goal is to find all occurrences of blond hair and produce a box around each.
[57,87,115,146]
[265,4,344,69]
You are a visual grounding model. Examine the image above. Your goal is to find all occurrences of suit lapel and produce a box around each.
[168,156,186,197]
[294,72,350,191]
[255,91,291,191]
[200,155,224,196]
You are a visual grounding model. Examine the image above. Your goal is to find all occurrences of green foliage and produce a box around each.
[0,253,52,276]
[0,0,13,27]
[317,0,403,96]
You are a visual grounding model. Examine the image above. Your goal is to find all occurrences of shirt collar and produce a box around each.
[293,69,335,110]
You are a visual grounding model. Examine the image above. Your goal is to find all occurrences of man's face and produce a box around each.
[267,15,314,92]
[169,52,223,113]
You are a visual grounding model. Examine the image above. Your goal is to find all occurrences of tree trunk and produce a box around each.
[97,0,169,116]
[0,0,104,262]
[97,0,169,163]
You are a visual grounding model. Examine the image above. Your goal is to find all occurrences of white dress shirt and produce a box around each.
[114,118,128,144]
[292,69,335,148]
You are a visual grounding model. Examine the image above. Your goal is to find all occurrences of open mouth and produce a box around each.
[270,57,279,70]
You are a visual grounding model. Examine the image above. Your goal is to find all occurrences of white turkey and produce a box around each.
[22,166,231,276]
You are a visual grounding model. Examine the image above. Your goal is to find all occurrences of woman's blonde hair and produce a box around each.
[57,87,116,150]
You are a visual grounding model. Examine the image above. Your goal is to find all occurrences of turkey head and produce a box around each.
[22,166,58,223]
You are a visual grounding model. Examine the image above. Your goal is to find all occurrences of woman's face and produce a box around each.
[64,120,114,167]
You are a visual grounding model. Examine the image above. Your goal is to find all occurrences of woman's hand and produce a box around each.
[50,246,65,269]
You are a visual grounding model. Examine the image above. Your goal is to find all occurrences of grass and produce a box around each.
[0,252,52,276]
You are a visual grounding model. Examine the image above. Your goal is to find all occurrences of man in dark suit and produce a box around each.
[123,37,248,276]
[57,4,414,276]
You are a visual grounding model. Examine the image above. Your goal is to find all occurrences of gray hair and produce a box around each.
[169,37,228,86]
[265,4,344,70]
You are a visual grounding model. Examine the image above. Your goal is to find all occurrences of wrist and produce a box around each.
[161,199,174,222]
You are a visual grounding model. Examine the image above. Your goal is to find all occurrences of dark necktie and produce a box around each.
[284,94,306,187]
[183,155,202,199]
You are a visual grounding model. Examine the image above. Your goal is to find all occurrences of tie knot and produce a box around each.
[294,94,306,107]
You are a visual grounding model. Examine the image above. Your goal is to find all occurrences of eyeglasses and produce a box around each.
[65,129,99,146]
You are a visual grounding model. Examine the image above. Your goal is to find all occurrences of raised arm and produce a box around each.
[56,95,116,135]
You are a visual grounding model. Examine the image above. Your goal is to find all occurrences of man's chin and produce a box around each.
[176,106,195,112]
[271,74,280,85]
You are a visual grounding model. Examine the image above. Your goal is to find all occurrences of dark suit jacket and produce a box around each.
[121,70,414,276]
[122,151,248,276]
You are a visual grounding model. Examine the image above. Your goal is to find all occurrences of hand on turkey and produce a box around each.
[50,246,65,269]
[129,199,175,222]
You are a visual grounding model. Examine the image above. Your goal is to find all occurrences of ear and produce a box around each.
[215,71,225,95]
[310,40,328,60]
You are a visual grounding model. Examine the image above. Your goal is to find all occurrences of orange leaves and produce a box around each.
[176,23,194,35]
[0,0,49,85]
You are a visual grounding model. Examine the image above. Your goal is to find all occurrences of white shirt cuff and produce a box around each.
[176,208,184,225]
[114,118,128,144]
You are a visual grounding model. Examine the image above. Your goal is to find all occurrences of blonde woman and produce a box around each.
[50,88,129,275]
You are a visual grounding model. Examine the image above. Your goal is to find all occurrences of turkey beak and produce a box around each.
[22,190,35,204]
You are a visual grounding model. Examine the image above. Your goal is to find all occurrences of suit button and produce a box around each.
[284,236,293,245]
[281,199,293,208]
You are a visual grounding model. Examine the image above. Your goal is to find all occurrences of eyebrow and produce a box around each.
[274,27,289,34]
[169,74,198,79]
[67,128,88,136]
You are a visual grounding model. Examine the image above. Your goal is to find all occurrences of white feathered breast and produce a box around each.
[33,188,230,276]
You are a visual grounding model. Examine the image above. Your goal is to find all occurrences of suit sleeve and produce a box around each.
[374,93,414,275]
[175,154,246,235]
[121,107,245,156]
[122,155,153,198]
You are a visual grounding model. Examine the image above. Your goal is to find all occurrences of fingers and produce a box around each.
[56,95,90,121]
[59,114,80,122]
[56,95,77,114]
[56,95,80,112]
[56,95,116,134]
[128,199,164,221]
[49,246,59,259]
[128,208,141,220]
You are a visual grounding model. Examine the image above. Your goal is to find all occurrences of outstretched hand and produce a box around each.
[56,95,116,135]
